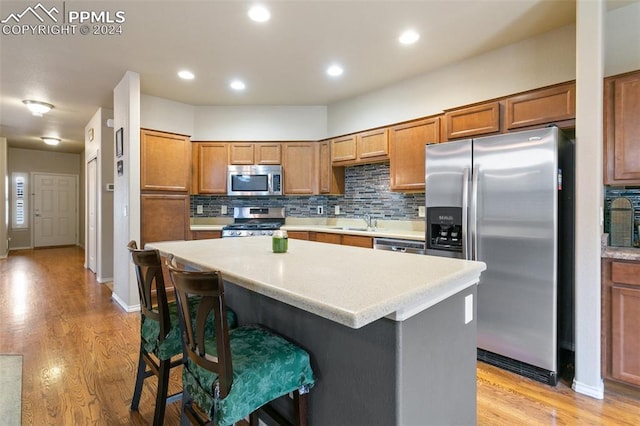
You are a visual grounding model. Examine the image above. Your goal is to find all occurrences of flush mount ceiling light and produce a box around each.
[230,80,246,91]
[178,70,195,80]
[326,64,344,77]
[41,137,60,146]
[399,29,420,45]
[248,5,270,22]
[23,100,54,117]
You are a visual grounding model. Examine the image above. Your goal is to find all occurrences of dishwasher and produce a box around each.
[373,237,425,255]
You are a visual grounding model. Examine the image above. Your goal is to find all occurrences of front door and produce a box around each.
[33,173,78,247]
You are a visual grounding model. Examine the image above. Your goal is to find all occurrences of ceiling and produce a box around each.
[0,1,633,154]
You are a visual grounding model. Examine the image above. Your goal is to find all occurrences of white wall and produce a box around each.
[141,95,194,136]
[141,96,327,141]
[193,105,327,141]
[605,2,640,77]
[85,108,114,283]
[573,0,605,399]
[7,148,81,249]
[113,71,141,312]
[327,24,576,137]
[0,137,7,259]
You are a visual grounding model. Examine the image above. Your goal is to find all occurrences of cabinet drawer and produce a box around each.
[611,262,640,286]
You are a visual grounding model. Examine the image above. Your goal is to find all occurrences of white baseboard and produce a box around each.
[111,292,140,313]
[572,378,604,399]
[97,276,114,284]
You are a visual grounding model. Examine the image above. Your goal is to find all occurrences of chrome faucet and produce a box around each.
[361,213,372,230]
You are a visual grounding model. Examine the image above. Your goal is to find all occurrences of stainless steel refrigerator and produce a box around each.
[425,127,574,385]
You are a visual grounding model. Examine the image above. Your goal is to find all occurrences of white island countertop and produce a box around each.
[148,237,486,329]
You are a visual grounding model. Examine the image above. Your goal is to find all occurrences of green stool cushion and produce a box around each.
[183,325,315,426]
[141,299,238,360]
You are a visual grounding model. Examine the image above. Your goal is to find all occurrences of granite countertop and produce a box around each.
[190,218,426,241]
[148,237,485,329]
[601,234,640,261]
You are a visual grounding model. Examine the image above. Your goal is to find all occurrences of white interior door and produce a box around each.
[33,174,78,247]
[87,159,98,272]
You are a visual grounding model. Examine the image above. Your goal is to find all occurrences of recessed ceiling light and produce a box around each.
[230,80,246,91]
[23,100,54,117]
[41,137,60,146]
[326,65,344,77]
[248,5,270,22]
[399,29,420,45]
[178,70,195,80]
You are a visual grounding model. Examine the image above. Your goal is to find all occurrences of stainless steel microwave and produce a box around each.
[227,165,282,196]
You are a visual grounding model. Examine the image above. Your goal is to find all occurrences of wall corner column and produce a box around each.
[573,0,605,399]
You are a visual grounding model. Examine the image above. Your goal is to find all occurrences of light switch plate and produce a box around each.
[418,206,426,217]
[196,205,203,214]
[334,205,340,215]
[317,206,324,215]
[221,205,228,215]
[465,294,473,324]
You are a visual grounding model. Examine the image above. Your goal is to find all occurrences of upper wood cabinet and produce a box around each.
[389,117,440,192]
[505,82,575,130]
[192,142,228,194]
[357,128,389,162]
[331,128,389,166]
[331,135,357,163]
[229,142,281,165]
[319,141,345,194]
[140,129,191,192]
[604,70,640,185]
[444,102,500,140]
[282,142,318,194]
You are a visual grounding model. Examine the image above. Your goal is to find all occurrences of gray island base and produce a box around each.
[147,237,485,425]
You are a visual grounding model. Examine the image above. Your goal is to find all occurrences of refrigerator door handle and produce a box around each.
[462,167,471,260]
[471,165,480,260]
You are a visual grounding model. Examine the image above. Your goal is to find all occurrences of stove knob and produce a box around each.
[248,231,254,236]
[267,230,274,236]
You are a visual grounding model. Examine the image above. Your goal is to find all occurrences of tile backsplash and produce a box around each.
[191,162,425,221]
[604,187,640,236]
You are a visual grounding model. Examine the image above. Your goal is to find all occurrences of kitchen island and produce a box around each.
[148,237,486,425]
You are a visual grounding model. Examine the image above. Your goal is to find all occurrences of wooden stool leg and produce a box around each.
[153,359,171,426]
[130,346,146,411]
[293,390,308,426]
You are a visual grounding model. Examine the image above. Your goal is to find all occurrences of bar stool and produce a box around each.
[127,241,237,426]
[166,258,315,426]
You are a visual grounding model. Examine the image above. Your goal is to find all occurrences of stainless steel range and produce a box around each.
[222,207,285,237]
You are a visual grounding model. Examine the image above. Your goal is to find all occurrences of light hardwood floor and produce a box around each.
[1,246,639,425]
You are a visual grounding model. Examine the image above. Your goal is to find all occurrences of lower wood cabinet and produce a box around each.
[602,258,640,388]
[287,231,310,240]
[191,230,222,240]
[341,234,373,248]
[140,194,190,246]
[309,232,372,248]
[310,232,341,245]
